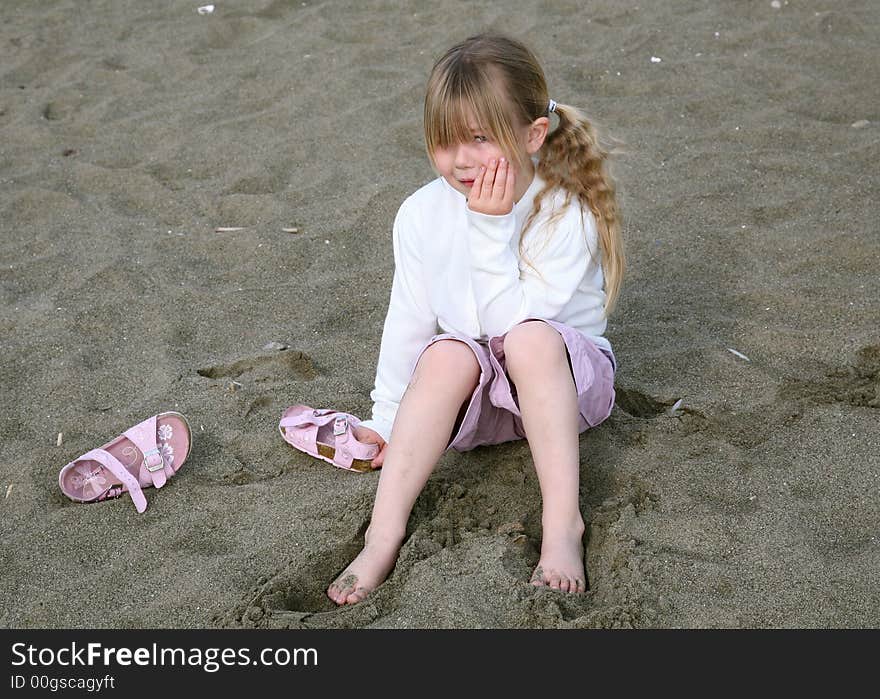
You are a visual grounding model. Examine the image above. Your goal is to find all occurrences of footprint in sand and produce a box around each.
[613,385,690,418]
[780,344,880,409]
[704,344,880,450]
[197,348,317,383]
[186,434,284,486]
[225,479,495,628]
[222,519,378,629]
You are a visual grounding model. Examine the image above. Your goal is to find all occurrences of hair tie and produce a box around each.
[548,99,557,114]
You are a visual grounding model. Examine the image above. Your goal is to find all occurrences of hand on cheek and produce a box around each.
[467,157,516,215]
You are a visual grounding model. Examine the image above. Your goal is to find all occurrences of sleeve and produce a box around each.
[360,199,438,443]
[465,203,595,338]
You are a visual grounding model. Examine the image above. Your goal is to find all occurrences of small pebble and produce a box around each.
[263,341,289,351]
[851,120,869,129]
[771,0,781,9]
[282,227,300,234]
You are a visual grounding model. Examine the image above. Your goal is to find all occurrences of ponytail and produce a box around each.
[523,103,624,314]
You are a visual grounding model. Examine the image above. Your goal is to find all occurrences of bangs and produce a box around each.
[423,60,524,167]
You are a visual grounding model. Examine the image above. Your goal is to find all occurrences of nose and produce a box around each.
[453,143,475,171]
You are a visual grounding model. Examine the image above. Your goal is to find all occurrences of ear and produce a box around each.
[525,116,550,155]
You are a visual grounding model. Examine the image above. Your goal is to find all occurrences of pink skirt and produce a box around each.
[413,318,617,453]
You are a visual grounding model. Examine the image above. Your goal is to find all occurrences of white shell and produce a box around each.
[726,348,750,361]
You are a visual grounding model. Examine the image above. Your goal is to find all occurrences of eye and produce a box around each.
[473,135,488,143]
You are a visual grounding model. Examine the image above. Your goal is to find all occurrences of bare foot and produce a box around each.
[530,526,587,593]
[327,531,403,605]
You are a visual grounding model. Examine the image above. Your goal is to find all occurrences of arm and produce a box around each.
[466,159,595,338]
[360,199,438,443]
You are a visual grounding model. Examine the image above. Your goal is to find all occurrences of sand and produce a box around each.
[1,0,878,629]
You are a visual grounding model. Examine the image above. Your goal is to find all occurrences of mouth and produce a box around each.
[459,180,475,188]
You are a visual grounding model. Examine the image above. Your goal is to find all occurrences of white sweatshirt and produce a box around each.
[360,172,611,443]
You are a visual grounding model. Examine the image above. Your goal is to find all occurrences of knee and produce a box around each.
[503,321,567,379]
[415,339,481,388]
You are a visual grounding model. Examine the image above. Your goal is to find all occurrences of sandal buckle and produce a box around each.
[333,416,347,436]
[143,447,164,472]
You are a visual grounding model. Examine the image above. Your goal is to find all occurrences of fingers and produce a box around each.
[491,158,507,198]
[470,165,486,201]
[494,158,515,210]
[467,158,514,215]
[371,443,387,469]
[504,158,515,206]
[354,426,384,445]
[351,426,387,469]
[480,159,499,204]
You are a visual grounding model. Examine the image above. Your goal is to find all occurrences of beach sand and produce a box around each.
[1,0,877,629]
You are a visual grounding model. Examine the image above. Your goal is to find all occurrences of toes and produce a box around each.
[530,565,586,593]
[346,589,368,605]
[327,571,359,605]
[328,586,364,606]
[530,566,546,586]
[327,571,375,606]
[339,585,371,605]
[327,584,345,605]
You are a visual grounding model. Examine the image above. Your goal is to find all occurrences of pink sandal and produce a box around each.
[58,412,192,513]
[279,405,379,473]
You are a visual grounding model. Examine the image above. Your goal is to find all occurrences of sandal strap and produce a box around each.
[329,416,379,468]
[279,408,340,429]
[278,409,336,455]
[123,415,168,489]
[76,448,148,513]
[279,420,320,452]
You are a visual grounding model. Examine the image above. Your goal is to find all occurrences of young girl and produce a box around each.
[327,33,624,605]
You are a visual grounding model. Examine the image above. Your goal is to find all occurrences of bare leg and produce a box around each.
[327,340,480,605]
[504,322,587,593]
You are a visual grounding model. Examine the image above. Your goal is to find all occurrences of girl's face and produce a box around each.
[431,115,548,202]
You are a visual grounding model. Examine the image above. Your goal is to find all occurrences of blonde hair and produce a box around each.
[423,33,625,313]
